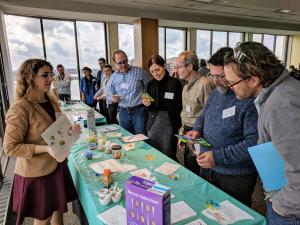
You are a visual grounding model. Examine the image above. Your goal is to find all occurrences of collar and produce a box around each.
[186,74,201,90]
[117,65,132,74]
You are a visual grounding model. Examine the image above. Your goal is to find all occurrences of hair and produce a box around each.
[200,59,207,67]
[56,64,64,69]
[15,59,53,100]
[147,55,165,68]
[208,47,233,66]
[224,42,284,88]
[178,51,199,71]
[98,58,106,63]
[82,66,92,73]
[103,64,113,69]
[112,50,128,62]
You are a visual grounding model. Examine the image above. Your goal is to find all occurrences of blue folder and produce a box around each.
[248,142,287,192]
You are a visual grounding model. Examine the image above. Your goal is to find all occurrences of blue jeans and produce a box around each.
[119,106,147,135]
[267,200,300,225]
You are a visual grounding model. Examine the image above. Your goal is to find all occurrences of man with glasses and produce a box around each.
[107,50,148,134]
[175,51,215,174]
[187,47,258,207]
[224,42,300,224]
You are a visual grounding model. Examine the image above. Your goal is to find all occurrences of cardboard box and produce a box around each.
[125,176,171,225]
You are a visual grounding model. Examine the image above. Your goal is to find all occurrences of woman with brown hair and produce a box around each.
[3,59,79,225]
[142,55,182,160]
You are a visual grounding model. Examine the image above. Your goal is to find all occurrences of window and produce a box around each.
[118,24,134,63]
[43,19,79,100]
[196,30,211,60]
[275,36,288,62]
[263,34,275,51]
[76,21,106,75]
[253,34,263,43]
[212,31,227,54]
[229,32,243,48]
[165,28,186,70]
[4,15,44,88]
[159,27,165,59]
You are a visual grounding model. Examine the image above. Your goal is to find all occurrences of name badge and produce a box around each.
[222,106,236,119]
[121,83,129,89]
[186,105,191,113]
[164,92,174,100]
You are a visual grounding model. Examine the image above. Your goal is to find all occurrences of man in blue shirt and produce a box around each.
[187,47,258,207]
[107,50,148,134]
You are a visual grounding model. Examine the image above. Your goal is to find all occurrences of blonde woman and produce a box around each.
[3,59,79,225]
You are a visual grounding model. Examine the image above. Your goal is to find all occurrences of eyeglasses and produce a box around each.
[38,72,54,79]
[116,60,128,65]
[207,72,225,81]
[225,77,250,88]
[150,67,163,75]
[174,64,186,70]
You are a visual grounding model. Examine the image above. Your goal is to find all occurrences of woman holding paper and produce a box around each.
[3,59,79,225]
[142,55,182,160]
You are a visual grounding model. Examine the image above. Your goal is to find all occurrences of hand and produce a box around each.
[187,130,201,139]
[177,139,185,151]
[112,95,120,103]
[196,151,215,169]
[142,98,151,106]
[80,95,85,102]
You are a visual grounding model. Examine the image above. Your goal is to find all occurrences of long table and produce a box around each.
[68,124,266,225]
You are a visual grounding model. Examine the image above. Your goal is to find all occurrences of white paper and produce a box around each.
[155,162,181,175]
[164,92,174,100]
[122,134,149,143]
[106,132,122,138]
[201,200,254,225]
[97,126,120,133]
[186,105,191,113]
[222,106,236,119]
[185,218,207,225]
[97,205,127,225]
[41,114,79,162]
[130,168,152,180]
[87,109,95,130]
[123,143,135,151]
[171,201,197,224]
[89,159,137,174]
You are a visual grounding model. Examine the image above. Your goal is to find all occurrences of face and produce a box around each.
[174,55,191,80]
[208,64,227,94]
[224,63,258,99]
[114,53,128,73]
[57,67,64,75]
[33,65,53,93]
[149,64,165,81]
[99,60,106,69]
[83,70,91,77]
[103,67,113,77]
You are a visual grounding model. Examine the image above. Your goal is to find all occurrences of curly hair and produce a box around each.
[224,42,284,88]
[15,59,53,100]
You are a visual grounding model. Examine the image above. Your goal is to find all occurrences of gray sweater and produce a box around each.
[256,69,300,217]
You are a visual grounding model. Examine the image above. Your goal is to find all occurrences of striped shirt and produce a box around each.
[107,66,148,108]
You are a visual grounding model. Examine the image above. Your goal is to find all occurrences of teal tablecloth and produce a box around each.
[68,125,266,225]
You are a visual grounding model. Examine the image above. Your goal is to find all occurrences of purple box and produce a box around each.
[125,176,171,225]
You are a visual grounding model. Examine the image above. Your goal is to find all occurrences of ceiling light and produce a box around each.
[276,9,291,14]
[192,0,215,3]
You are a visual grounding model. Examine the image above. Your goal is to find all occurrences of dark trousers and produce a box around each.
[58,94,70,101]
[200,169,257,207]
[99,100,118,124]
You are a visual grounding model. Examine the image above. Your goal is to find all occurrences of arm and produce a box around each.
[198,77,215,111]
[212,102,258,165]
[141,69,149,89]
[106,75,116,105]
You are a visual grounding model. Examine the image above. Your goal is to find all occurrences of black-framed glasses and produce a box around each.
[116,60,128,65]
[207,72,225,81]
[38,72,54,78]
[225,77,250,88]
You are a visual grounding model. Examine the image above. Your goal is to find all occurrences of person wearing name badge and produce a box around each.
[224,42,300,224]
[3,59,80,225]
[80,66,97,109]
[107,50,148,134]
[142,55,182,160]
[174,51,215,174]
[55,64,71,102]
[187,47,259,207]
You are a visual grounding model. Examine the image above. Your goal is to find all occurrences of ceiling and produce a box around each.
[1,0,300,33]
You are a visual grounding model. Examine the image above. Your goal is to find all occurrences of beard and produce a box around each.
[216,86,228,95]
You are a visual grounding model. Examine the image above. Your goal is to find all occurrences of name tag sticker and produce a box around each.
[186,105,191,113]
[121,83,129,89]
[164,92,174,100]
[222,106,236,119]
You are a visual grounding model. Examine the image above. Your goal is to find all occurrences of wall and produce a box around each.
[290,35,300,68]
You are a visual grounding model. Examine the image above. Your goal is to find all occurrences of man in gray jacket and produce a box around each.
[224,42,300,225]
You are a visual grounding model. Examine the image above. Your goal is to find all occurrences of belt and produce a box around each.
[119,104,144,111]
